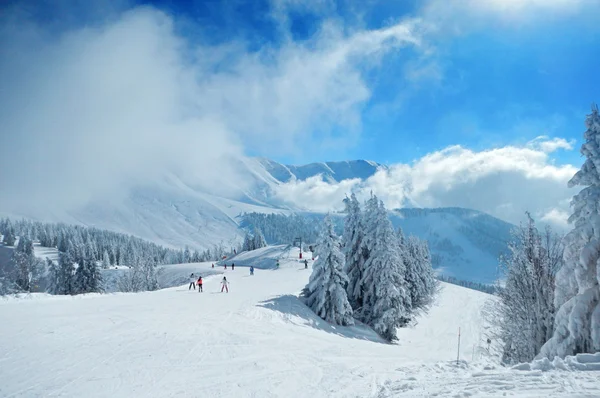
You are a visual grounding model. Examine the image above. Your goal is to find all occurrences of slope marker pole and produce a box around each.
[456,327,461,365]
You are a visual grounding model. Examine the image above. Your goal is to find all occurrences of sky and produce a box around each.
[0,0,599,229]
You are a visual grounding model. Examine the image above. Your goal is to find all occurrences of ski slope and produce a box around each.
[0,249,598,397]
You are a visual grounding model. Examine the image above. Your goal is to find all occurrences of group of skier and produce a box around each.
[188,257,308,293]
[188,272,230,293]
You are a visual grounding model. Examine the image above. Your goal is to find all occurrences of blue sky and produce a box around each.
[130,0,600,166]
[1,0,598,226]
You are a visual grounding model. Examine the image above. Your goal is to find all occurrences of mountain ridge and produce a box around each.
[1,157,513,283]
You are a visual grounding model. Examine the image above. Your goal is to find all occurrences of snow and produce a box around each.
[1,249,597,397]
[217,244,307,269]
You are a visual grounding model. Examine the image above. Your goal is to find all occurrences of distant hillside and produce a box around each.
[2,158,512,284]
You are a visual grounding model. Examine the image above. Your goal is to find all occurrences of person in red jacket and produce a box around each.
[197,276,203,293]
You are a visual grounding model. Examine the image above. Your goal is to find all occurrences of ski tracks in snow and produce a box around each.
[375,361,600,397]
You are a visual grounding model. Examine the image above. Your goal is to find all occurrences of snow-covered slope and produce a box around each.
[1,248,597,397]
[390,208,513,284]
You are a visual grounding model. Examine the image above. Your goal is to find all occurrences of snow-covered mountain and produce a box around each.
[2,157,513,284]
[389,208,513,284]
[258,158,384,183]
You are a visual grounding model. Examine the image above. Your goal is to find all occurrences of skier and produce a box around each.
[304,259,308,269]
[221,276,229,293]
[276,259,280,269]
[224,264,227,270]
[231,263,235,271]
[189,273,196,290]
[197,276,203,293]
[250,266,254,276]
[212,263,214,268]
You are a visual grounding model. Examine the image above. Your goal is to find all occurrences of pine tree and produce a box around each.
[50,252,75,295]
[242,233,254,252]
[540,105,600,358]
[183,247,191,263]
[304,215,354,326]
[102,250,111,269]
[361,198,412,341]
[142,258,160,291]
[404,235,437,312]
[253,227,267,250]
[12,237,41,292]
[342,193,366,311]
[3,229,16,246]
[489,214,562,363]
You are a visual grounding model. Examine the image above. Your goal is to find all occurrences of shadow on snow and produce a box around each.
[257,294,388,344]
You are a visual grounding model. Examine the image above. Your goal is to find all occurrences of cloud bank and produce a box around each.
[0,0,587,232]
[274,137,579,229]
[0,2,422,214]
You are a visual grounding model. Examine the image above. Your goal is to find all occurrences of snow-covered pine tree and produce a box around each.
[540,105,600,358]
[491,214,562,363]
[404,236,437,312]
[361,198,411,341]
[342,193,366,311]
[102,250,111,269]
[242,232,254,252]
[253,227,267,250]
[49,251,75,295]
[12,237,42,292]
[183,247,191,263]
[304,215,354,326]
[74,255,103,294]
[3,229,16,246]
[142,257,160,291]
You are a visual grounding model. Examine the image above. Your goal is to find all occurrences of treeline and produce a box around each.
[0,218,231,267]
[240,212,343,245]
[0,217,232,295]
[436,274,496,295]
[303,194,438,342]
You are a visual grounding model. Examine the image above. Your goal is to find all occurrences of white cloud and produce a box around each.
[275,142,578,230]
[0,3,423,214]
[540,208,571,229]
[528,136,576,153]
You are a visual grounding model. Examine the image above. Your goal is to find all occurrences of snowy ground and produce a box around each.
[218,244,308,269]
[1,248,598,397]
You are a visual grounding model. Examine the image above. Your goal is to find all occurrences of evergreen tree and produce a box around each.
[404,235,438,312]
[74,257,103,294]
[253,227,267,250]
[541,105,600,358]
[3,229,16,246]
[242,232,254,252]
[361,198,411,341]
[50,252,75,295]
[490,214,562,363]
[342,193,366,311]
[183,247,191,263]
[12,237,41,292]
[142,258,160,291]
[304,215,354,326]
[102,250,111,269]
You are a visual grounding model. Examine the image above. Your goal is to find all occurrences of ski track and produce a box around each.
[0,249,598,397]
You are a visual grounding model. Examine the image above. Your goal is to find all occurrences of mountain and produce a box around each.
[258,158,384,183]
[389,208,513,284]
[1,157,513,284]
